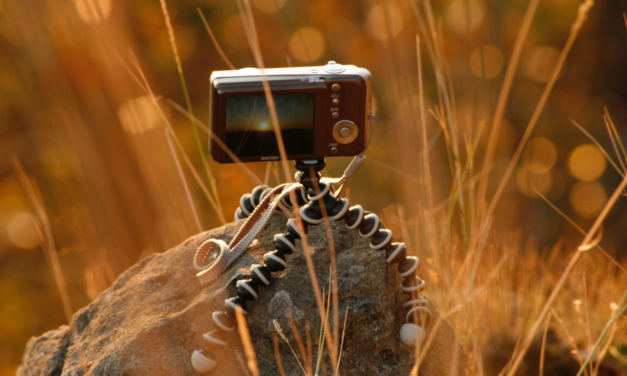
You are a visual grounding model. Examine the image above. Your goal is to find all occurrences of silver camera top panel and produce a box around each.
[210,61,371,83]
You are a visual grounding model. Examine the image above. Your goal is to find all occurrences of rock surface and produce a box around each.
[17,213,465,376]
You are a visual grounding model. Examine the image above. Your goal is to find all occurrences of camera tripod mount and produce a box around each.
[294,158,326,189]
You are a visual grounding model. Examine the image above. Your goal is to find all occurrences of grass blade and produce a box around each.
[604,108,627,167]
[164,98,263,186]
[481,0,594,237]
[12,156,73,323]
[532,187,626,273]
[506,172,627,376]
[235,310,260,376]
[164,127,202,233]
[236,0,293,184]
[159,0,224,221]
[577,290,627,376]
[274,319,306,374]
[335,307,349,375]
[197,9,235,70]
[570,118,624,177]
[603,114,627,174]
[119,51,226,223]
[273,333,287,376]
[475,0,541,223]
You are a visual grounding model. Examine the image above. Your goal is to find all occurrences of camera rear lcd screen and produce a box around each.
[225,93,315,158]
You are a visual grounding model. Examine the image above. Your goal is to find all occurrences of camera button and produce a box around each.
[332,84,340,92]
[333,120,358,144]
[331,147,338,154]
[332,112,339,119]
[324,61,345,73]
[332,98,339,105]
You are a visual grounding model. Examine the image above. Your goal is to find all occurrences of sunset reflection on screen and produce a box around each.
[225,93,315,157]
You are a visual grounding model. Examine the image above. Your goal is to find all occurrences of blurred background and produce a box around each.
[1,0,627,374]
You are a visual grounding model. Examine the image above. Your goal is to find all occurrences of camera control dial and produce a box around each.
[333,120,358,144]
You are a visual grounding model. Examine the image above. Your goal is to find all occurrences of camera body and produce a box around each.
[209,62,372,163]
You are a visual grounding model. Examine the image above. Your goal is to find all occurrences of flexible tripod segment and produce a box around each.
[190,159,431,373]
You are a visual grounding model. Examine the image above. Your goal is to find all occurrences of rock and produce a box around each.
[17,213,465,375]
[17,325,70,376]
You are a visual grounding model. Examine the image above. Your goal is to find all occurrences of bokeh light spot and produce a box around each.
[526,46,560,82]
[288,27,325,63]
[446,0,486,34]
[118,96,164,134]
[223,14,248,48]
[74,0,112,23]
[6,212,39,249]
[470,45,504,79]
[522,137,557,173]
[568,144,606,181]
[516,167,552,198]
[252,0,286,13]
[570,181,607,218]
[368,4,403,41]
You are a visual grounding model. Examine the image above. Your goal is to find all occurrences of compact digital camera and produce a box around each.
[209,61,372,163]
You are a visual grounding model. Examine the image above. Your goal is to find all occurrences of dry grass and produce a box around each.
[2,0,627,375]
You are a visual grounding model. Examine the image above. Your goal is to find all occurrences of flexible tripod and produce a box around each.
[190,158,432,373]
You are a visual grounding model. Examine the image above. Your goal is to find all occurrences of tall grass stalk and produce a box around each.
[506,172,627,376]
[305,321,313,375]
[475,0,540,226]
[412,214,494,373]
[197,9,236,70]
[315,287,332,376]
[410,0,459,178]
[235,309,260,376]
[550,308,587,370]
[533,187,626,274]
[291,222,338,371]
[443,250,509,318]
[234,0,340,370]
[479,0,594,240]
[416,34,436,254]
[165,127,202,233]
[236,0,292,184]
[577,291,627,376]
[272,333,288,376]
[334,307,349,375]
[159,0,225,223]
[164,98,263,186]
[287,314,311,375]
[12,156,73,323]
[273,319,306,374]
[603,112,627,174]
[118,51,225,223]
[604,108,627,164]
[570,119,625,177]
[538,316,551,376]
[314,180,341,372]
[592,305,621,375]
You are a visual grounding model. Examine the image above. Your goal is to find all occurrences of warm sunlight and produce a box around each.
[3,0,626,375]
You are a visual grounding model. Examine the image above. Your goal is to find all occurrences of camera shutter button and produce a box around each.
[324,61,345,73]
